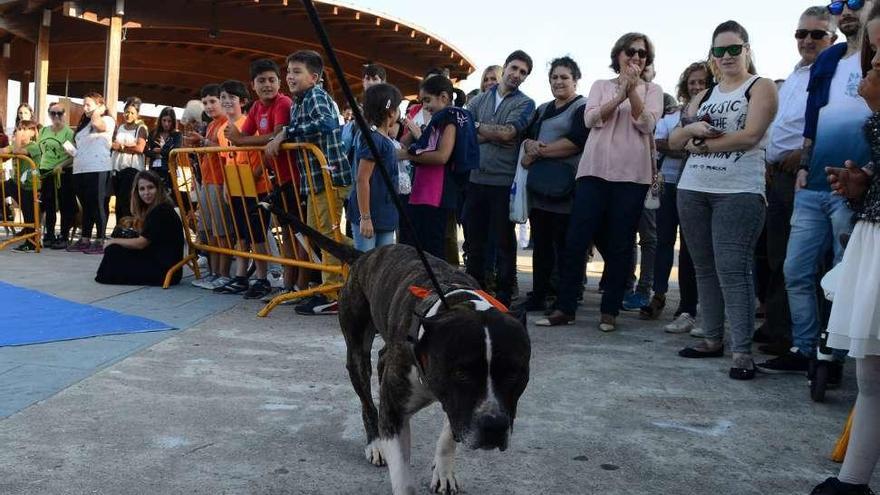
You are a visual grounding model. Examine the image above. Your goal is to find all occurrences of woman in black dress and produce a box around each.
[96,170,184,286]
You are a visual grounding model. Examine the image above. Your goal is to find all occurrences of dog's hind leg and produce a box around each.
[339,293,383,465]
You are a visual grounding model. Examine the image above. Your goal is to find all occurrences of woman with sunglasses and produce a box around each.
[538,33,663,332]
[37,103,74,248]
[669,21,778,380]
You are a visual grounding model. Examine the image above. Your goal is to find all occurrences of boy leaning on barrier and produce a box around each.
[214,79,273,299]
[187,84,234,291]
[225,58,310,302]
[265,50,353,316]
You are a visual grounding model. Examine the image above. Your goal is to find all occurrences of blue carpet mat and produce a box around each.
[0,281,173,346]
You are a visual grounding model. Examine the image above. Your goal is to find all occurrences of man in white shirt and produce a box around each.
[756,6,837,353]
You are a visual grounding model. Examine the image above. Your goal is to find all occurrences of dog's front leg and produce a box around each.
[430,418,459,494]
[381,418,414,495]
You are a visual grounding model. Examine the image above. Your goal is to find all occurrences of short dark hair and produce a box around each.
[610,33,655,73]
[363,83,403,127]
[220,80,250,101]
[363,64,387,81]
[504,50,533,74]
[249,58,281,81]
[286,50,324,78]
[420,74,454,99]
[549,56,581,81]
[200,84,221,99]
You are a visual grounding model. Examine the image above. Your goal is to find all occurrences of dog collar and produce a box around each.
[408,285,509,315]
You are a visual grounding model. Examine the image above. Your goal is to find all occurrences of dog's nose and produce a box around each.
[476,414,510,449]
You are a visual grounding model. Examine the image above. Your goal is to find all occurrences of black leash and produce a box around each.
[300,0,449,309]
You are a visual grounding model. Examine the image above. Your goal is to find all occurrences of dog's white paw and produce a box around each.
[364,440,386,466]
[430,464,459,494]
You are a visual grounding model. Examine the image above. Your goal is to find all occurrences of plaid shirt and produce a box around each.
[285,85,352,197]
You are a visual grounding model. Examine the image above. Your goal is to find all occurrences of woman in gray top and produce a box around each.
[519,57,589,312]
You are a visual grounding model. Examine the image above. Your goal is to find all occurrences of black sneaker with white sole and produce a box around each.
[243,279,272,300]
[756,349,810,374]
[294,294,339,315]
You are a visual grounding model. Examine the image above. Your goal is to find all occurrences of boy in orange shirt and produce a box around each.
[214,80,273,299]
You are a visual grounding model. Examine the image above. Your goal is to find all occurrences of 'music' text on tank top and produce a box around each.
[678,75,767,197]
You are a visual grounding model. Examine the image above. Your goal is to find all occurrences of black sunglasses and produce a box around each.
[795,29,832,40]
[711,44,745,58]
[624,48,648,59]
[48,111,65,117]
[828,0,865,15]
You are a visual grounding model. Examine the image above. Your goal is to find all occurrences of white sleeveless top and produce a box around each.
[678,75,767,197]
[111,124,145,172]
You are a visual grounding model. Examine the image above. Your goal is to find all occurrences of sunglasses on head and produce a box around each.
[711,44,745,58]
[624,48,648,59]
[49,111,64,117]
[828,0,865,15]
[795,29,832,40]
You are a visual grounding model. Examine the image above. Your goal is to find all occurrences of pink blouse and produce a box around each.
[578,79,663,185]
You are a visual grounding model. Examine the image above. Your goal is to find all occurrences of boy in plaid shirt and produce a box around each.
[266,50,352,315]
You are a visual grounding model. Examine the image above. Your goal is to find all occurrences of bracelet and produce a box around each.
[360,214,371,221]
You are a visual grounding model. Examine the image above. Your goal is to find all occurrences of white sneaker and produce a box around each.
[268,269,284,288]
[665,314,696,334]
[192,274,218,289]
[197,255,209,269]
[689,326,706,338]
[209,276,232,290]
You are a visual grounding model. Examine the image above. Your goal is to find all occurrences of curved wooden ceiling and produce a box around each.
[1,0,476,106]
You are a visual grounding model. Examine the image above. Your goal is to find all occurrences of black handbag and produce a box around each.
[110,226,140,239]
[526,159,575,200]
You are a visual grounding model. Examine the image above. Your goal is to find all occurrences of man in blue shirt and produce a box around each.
[758,0,873,375]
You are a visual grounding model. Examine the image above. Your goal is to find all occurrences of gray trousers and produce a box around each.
[678,190,765,354]
[628,208,657,295]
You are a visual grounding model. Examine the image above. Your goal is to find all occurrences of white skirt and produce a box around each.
[827,221,880,358]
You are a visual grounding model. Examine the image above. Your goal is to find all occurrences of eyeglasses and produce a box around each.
[795,29,832,40]
[711,44,745,58]
[624,48,648,59]
[828,0,865,15]
[48,111,65,117]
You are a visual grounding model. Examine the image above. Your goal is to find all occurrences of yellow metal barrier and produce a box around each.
[165,142,349,317]
[0,153,42,252]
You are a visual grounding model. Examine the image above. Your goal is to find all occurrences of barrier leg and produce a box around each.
[164,254,198,289]
[257,282,343,318]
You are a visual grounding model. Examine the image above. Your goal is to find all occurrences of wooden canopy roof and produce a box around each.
[0,0,476,106]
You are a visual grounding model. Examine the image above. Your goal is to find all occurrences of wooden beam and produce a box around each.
[19,69,30,106]
[103,13,121,114]
[33,11,49,124]
[0,55,8,127]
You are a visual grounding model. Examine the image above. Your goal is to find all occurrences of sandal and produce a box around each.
[639,294,666,320]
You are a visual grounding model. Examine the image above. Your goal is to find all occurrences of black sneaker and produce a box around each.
[294,294,338,315]
[12,242,36,253]
[811,477,875,495]
[243,279,272,300]
[50,237,69,250]
[756,349,810,374]
[213,277,249,295]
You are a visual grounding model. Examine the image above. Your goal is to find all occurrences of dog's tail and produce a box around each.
[257,190,362,265]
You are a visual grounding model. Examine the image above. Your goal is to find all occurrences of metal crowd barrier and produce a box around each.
[0,153,42,252]
[165,143,348,317]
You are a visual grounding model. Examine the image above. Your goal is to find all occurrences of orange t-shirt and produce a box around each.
[200,116,228,185]
[218,116,270,196]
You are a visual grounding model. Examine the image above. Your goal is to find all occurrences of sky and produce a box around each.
[353,0,830,101]
[5,1,834,129]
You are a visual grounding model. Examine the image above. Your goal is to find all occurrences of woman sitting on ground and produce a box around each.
[95,170,184,286]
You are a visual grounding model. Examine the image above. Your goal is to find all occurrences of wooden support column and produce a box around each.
[19,70,30,106]
[103,13,122,115]
[33,10,51,125]
[0,47,8,129]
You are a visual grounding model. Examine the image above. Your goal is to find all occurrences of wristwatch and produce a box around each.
[474,122,481,130]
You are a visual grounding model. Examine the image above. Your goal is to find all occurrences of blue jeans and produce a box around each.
[555,177,648,316]
[352,226,395,252]
[784,189,854,358]
[678,191,765,354]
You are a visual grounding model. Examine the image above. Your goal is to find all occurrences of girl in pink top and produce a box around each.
[538,32,663,332]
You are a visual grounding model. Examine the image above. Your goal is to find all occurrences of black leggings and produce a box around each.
[59,169,77,239]
[74,171,111,240]
[113,168,139,220]
[41,174,59,237]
